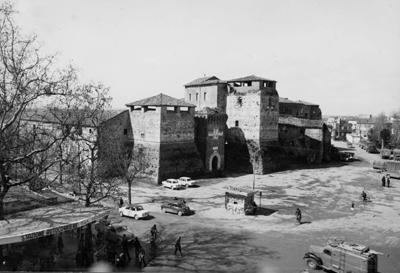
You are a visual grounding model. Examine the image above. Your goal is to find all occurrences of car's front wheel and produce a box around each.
[178,211,183,216]
[306,258,320,270]
[134,214,139,220]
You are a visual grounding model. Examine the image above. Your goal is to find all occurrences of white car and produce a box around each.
[162,179,185,190]
[119,205,149,220]
[178,177,196,187]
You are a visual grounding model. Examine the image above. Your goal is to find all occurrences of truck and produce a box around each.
[303,240,379,273]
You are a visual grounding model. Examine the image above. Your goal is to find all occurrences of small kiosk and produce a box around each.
[225,190,257,215]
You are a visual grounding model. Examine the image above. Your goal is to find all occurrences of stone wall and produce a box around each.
[278,124,323,164]
[158,142,204,182]
[160,107,195,143]
[130,107,161,143]
[279,102,321,120]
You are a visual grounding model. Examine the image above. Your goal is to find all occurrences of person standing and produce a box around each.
[121,235,131,261]
[174,236,182,256]
[386,174,391,188]
[119,198,124,208]
[57,235,64,255]
[133,237,141,260]
[295,208,302,224]
[381,175,386,187]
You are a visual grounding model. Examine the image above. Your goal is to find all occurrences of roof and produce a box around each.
[0,202,110,245]
[227,75,276,83]
[126,93,195,107]
[184,76,224,87]
[279,97,319,106]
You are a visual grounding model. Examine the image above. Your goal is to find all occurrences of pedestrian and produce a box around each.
[351,201,355,211]
[121,234,131,261]
[133,237,141,260]
[386,174,391,188]
[381,175,386,187]
[151,224,158,240]
[119,197,124,208]
[57,235,64,255]
[138,247,146,267]
[174,236,182,256]
[361,190,367,202]
[295,208,302,224]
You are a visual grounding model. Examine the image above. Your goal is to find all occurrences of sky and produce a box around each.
[12,0,400,116]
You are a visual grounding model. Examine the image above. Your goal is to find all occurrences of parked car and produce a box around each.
[303,240,379,273]
[105,224,135,244]
[161,199,191,216]
[178,177,196,187]
[162,179,185,190]
[119,204,149,219]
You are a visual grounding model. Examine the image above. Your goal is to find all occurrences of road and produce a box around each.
[106,141,400,273]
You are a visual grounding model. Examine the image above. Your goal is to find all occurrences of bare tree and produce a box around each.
[0,4,76,219]
[61,83,122,207]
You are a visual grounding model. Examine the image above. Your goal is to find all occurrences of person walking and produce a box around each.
[57,235,64,255]
[295,208,302,224]
[174,236,182,256]
[133,237,141,260]
[138,247,146,267]
[121,235,131,262]
[361,190,367,202]
[381,175,386,187]
[119,198,124,208]
[386,174,391,188]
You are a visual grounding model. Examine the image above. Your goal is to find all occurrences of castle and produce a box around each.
[116,74,332,183]
[21,75,331,184]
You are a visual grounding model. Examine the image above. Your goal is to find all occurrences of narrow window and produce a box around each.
[89,129,93,134]
[123,129,128,135]
[235,120,239,127]
[204,92,207,101]
[189,93,192,101]
[196,93,199,101]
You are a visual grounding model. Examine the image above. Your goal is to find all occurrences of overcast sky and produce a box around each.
[13,0,400,116]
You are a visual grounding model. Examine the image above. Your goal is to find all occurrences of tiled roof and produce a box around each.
[126,93,195,107]
[184,76,223,87]
[227,75,275,82]
[279,97,318,106]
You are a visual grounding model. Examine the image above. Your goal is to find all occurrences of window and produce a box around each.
[323,249,332,256]
[196,93,199,101]
[141,133,145,138]
[189,94,192,101]
[235,120,239,127]
[166,106,176,112]
[204,92,207,101]
[123,129,128,135]
[89,129,93,134]
[180,107,189,112]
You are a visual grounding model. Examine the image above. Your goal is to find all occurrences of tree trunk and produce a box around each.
[128,179,132,204]
[0,196,4,220]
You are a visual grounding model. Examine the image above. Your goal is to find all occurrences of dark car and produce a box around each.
[161,200,190,216]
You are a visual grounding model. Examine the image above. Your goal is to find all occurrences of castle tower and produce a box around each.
[184,76,228,174]
[225,75,279,174]
[126,93,203,183]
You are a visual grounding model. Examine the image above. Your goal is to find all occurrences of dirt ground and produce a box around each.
[107,141,400,273]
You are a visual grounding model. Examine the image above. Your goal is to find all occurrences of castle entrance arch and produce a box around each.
[209,152,221,172]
